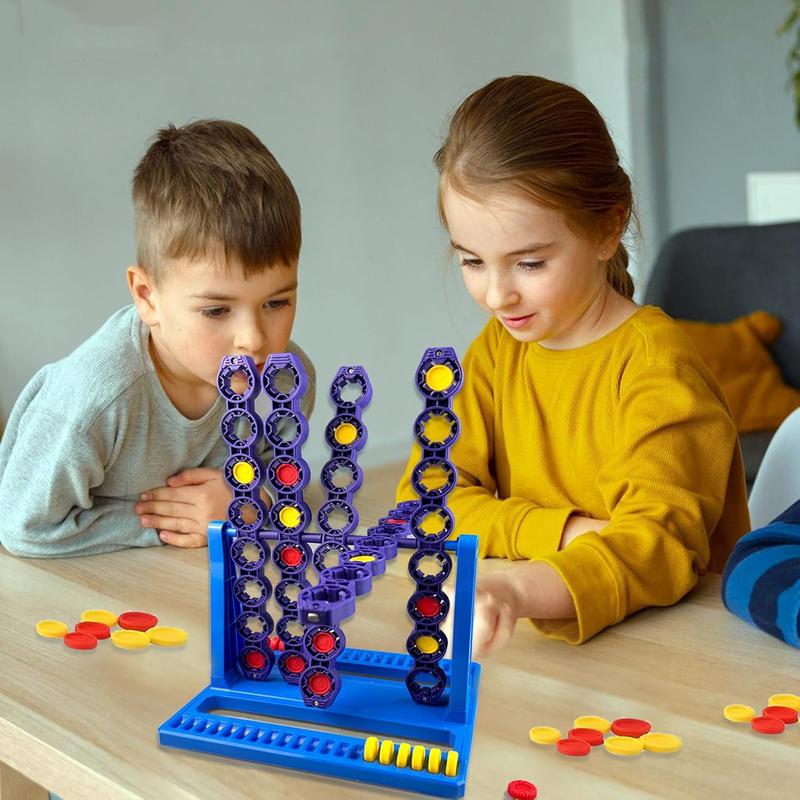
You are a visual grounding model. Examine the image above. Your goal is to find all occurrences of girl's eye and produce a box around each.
[519,260,545,271]
[266,299,291,310]
[460,259,483,269]
[201,307,228,318]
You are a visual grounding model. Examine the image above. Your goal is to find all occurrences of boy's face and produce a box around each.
[442,185,619,348]
[129,256,298,398]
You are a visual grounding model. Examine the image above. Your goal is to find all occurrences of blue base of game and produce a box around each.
[158,647,480,797]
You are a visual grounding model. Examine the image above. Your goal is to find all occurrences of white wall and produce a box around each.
[0,0,646,468]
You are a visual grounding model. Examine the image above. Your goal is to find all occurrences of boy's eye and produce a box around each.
[519,260,545,271]
[201,307,228,318]
[265,299,291,310]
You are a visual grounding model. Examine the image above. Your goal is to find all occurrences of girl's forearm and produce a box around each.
[506,560,577,619]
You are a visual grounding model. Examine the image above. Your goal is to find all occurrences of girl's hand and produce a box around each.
[560,515,609,549]
[471,572,523,658]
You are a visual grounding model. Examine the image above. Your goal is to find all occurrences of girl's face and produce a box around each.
[441,185,620,349]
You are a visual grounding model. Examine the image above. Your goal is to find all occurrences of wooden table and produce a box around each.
[3,526,799,799]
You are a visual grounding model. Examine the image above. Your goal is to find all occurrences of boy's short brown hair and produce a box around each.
[132,119,301,283]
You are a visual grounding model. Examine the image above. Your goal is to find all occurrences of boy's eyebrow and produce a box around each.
[450,240,553,257]
[191,282,298,301]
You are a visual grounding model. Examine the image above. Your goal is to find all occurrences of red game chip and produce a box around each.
[386,518,406,525]
[118,611,158,631]
[276,463,300,487]
[74,621,111,639]
[752,715,786,734]
[312,631,336,654]
[611,717,652,738]
[284,654,306,674]
[763,705,799,724]
[556,737,591,757]
[308,673,332,695]
[568,727,605,746]
[245,651,266,669]
[416,596,440,617]
[280,546,303,567]
[506,779,537,800]
[64,631,98,650]
[268,635,285,651]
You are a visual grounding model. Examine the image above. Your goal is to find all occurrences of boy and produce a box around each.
[0,120,314,557]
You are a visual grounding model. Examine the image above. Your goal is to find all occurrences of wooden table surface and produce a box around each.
[2,482,799,799]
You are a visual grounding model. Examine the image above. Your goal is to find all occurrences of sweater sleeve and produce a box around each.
[0,409,160,557]
[396,322,579,559]
[531,363,738,644]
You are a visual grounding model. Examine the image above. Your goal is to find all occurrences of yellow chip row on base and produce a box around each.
[362,737,459,776]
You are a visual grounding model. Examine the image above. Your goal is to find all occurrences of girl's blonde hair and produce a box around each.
[434,75,636,298]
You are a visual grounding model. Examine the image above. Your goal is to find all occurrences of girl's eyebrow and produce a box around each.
[450,240,553,257]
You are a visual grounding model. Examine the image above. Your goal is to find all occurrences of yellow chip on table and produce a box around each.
[148,626,188,647]
[111,629,150,650]
[529,726,561,745]
[36,620,68,638]
[640,732,682,753]
[723,704,756,723]
[768,694,800,711]
[573,715,611,733]
[604,735,644,756]
[81,609,118,627]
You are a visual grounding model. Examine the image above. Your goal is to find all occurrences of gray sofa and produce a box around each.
[643,221,800,486]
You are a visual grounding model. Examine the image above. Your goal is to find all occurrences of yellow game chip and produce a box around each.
[416,635,439,654]
[529,725,561,745]
[379,739,395,765]
[395,742,411,768]
[640,732,682,753]
[81,609,118,626]
[723,704,756,723]
[363,736,379,762]
[333,422,358,446]
[573,715,611,733]
[36,619,68,638]
[444,750,459,777]
[427,747,442,773]
[278,506,302,528]
[425,364,454,392]
[604,735,644,756]
[350,554,375,563]
[768,694,800,711]
[411,745,426,771]
[232,461,255,485]
[148,626,188,647]
[110,629,150,650]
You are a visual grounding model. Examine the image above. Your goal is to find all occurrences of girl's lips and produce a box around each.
[501,313,535,329]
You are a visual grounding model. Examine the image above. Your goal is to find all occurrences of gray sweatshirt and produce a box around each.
[0,305,315,557]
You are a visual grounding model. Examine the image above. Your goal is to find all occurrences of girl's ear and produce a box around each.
[599,206,627,258]
[127,265,160,327]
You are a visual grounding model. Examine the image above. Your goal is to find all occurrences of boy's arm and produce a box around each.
[0,409,160,557]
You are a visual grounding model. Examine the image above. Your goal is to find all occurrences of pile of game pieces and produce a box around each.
[723,693,800,735]
[529,714,682,758]
[35,609,187,652]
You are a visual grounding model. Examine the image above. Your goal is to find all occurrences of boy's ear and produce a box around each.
[127,265,160,327]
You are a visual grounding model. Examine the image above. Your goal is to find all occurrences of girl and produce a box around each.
[397,75,749,655]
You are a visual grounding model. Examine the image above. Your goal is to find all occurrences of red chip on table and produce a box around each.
[74,621,111,639]
[752,715,786,734]
[556,737,591,757]
[118,611,158,631]
[506,779,538,800]
[610,717,652,738]
[64,631,98,650]
[569,727,605,746]
[763,705,799,724]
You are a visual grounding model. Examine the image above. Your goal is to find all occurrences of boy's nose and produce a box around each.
[233,323,266,356]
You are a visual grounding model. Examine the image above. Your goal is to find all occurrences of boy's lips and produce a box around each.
[501,313,535,329]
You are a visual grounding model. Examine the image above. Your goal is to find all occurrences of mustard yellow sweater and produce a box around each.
[397,306,750,644]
